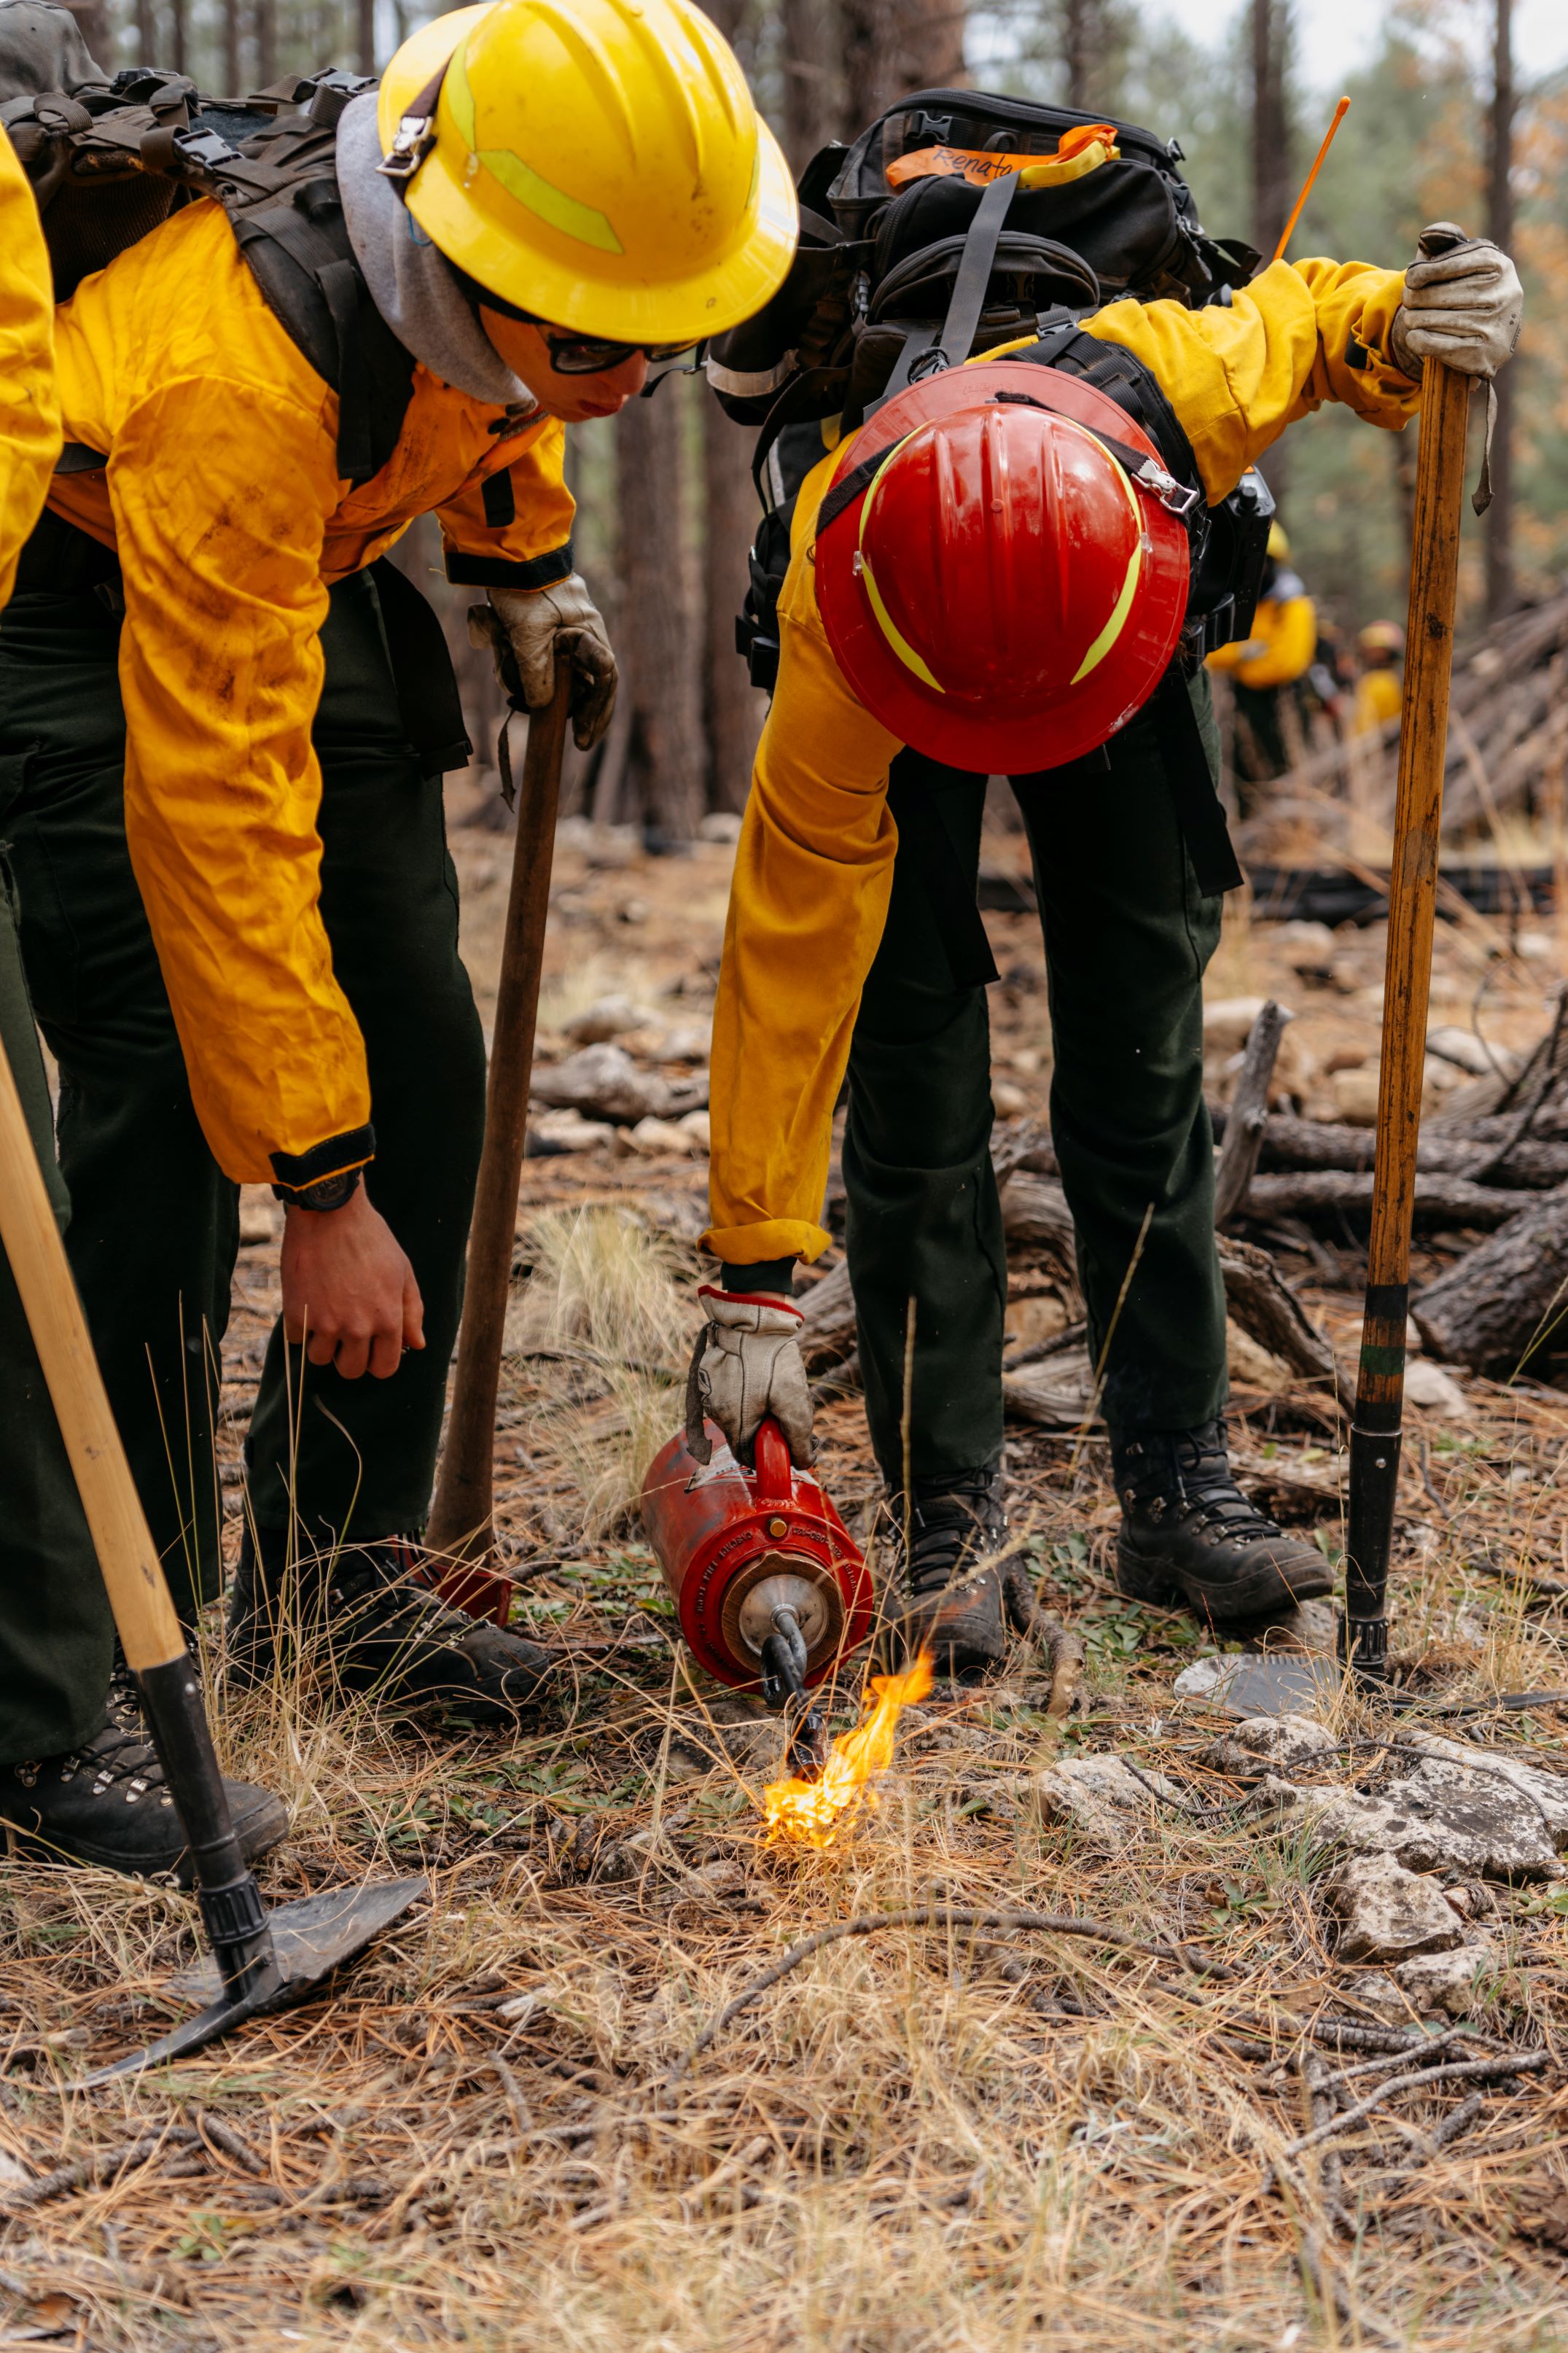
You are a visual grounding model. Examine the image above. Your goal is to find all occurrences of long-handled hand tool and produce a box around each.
[0,1034,425,2083]
[1212,227,1479,1721]
[425,665,572,1566]
[1338,227,1475,1689]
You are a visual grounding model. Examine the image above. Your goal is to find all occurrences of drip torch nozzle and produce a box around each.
[760,1604,829,1781]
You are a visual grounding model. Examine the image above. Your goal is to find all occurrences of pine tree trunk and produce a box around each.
[223,0,242,95]
[1063,0,1092,109]
[135,0,156,65]
[839,0,965,131]
[702,400,764,813]
[356,0,375,74]
[782,0,835,168]
[1486,0,1516,623]
[168,0,187,73]
[253,0,276,89]
[617,381,705,841]
[1250,0,1292,507]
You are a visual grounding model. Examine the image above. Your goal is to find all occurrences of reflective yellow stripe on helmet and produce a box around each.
[857,433,945,695]
[445,32,625,255]
[1053,417,1145,686]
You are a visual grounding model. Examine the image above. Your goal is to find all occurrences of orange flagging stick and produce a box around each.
[1273,96,1351,263]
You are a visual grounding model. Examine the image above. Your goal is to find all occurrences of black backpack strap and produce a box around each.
[1010,322,1203,517]
[229,179,415,484]
[1149,664,1243,895]
[816,389,1198,545]
[878,165,1020,404]
[367,558,471,778]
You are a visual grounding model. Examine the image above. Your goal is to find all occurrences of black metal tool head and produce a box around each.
[80,1876,427,2087]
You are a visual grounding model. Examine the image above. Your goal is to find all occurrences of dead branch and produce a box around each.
[1216,1234,1336,1382]
[667,1905,1239,2085]
[1214,1000,1289,1225]
[1276,2049,1548,2161]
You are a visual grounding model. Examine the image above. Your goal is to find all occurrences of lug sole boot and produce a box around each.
[1112,1418,1334,1625]
[880,1464,1010,1680]
[228,1526,557,1724]
[0,1707,287,1887]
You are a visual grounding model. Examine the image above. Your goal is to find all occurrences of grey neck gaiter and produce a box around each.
[335,90,538,413]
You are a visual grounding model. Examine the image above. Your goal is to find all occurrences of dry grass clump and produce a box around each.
[505,1204,695,1539]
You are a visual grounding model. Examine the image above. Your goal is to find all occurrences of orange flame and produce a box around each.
[762,1652,935,1848]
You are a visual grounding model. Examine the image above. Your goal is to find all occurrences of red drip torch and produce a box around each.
[641,1415,874,1778]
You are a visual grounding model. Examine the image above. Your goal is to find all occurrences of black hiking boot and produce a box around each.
[1112,1418,1333,1625]
[880,1463,1010,1679]
[0,1707,288,1886]
[227,1526,557,1724]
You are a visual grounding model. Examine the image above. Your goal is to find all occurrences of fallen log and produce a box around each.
[1413,1185,1568,1370]
[1241,1170,1526,1228]
[1215,1234,1335,1382]
[1209,1108,1568,1189]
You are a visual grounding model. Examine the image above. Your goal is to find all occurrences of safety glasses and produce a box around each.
[538,326,698,376]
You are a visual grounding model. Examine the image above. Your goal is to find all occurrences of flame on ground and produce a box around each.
[762,1652,935,1848]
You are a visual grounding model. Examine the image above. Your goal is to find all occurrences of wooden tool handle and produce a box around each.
[0,1032,184,1671]
[1343,307,1473,1674]
[426,669,573,1560]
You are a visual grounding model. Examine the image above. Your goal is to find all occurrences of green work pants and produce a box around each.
[0,566,487,1632]
[0,852,113,1759]
[845,675,1228,1489]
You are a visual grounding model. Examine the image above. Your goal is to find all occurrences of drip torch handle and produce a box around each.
[752,1415,794,1504]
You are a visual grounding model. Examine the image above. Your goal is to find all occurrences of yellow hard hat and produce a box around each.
[1266,520,1290,561]
[376,0,797,346]
[1359,619,1405,656]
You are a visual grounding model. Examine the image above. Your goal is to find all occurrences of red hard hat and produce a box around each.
[814,361,1194,774]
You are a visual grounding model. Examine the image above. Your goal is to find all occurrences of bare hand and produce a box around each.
[281,1188,424,1380]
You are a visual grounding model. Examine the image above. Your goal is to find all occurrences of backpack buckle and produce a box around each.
[1127,456,1201,516]
[378,64,447,192]
[378,111,437,184]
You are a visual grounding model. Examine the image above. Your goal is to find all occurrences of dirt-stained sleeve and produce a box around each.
[437,415,578,591]
[704,460,903,1268]
[0,128,62,609]
[106,372,373,1185]
[1083,257,1420,504]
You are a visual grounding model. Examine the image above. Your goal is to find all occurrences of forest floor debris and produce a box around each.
[8,812,1568,2347]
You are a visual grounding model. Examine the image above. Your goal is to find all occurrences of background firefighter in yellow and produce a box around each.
[690,218,1521,1674]
[1206,520,1319,803]
[1354,618,1407,732]
[0,0,795,1720]
[0,110,286,1874]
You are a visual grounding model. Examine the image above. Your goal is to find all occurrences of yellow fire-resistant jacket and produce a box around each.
[706,257,1419,1269]
[1206,588,1318,690]
[0,130,61,610]
[37,197,574,1185]
[1354,664,1403,734]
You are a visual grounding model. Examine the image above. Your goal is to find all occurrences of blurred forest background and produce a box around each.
[55,0,1568,831]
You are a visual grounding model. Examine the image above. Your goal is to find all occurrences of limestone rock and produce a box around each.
[1393,1937,1494,2016]
[562,993,663,1046]
[1324,1852,1464,1964]
[1205,1713,1334,1776]
[1029,1754,1178,1846]
[531,1042,671,1124]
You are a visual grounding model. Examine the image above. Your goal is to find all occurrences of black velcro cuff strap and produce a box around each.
[270,1124,376,1210]
[445,542,574,591]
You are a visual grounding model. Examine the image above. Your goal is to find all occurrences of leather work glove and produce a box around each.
[685,1286,816,1469]
[1390,231,1523,378]
[480,575,618,750]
